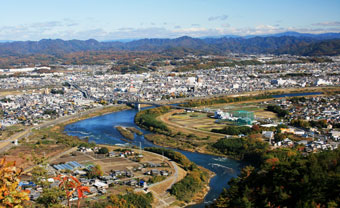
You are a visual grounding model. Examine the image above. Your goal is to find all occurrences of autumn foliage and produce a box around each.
[54,175,90,208]
[0,158,30,208]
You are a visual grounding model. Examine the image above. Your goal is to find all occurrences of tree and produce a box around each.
[37,187,66,208]
[213,149,340,207]
[0,158,30,207]
[108,195,127,207]
[251,124,261,133]
[106,192,153,208]
[266,105,289,118]
[98,147,109,154]
[31,165,48,187]
[54,175,90,208]
[87,164,103,179]
[274,133,285,142]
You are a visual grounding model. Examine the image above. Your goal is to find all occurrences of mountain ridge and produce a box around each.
[0,32,340,56]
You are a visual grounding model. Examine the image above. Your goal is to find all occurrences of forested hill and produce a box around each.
[212,149,340,207]
[296,39,340,56]
[1,34,340,56]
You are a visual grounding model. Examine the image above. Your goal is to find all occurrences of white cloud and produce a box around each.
[312,21,340,27]
[30,21,63,28]
[1,21,340,41]
[208,15,228,21]
[221,23,230,28]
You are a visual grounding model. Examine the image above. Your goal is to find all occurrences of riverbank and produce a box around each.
[189,166,216,205]
[0,105,130,169]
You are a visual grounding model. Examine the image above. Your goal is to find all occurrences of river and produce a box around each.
[64,108,243,207]
[272,91,323,98]
[64,91,324,206]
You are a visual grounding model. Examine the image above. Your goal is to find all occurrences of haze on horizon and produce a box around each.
[1,0,340,41]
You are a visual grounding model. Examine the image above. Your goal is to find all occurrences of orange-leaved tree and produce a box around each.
[0,158,30,208]
[54,175,90,208]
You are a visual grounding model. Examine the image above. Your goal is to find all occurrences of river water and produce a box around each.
[64,108,243,207]
[63,91,324,206]
[272,91,322,98]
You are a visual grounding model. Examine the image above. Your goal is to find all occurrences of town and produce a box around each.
[0,53,340,207]
[1,54,339,128]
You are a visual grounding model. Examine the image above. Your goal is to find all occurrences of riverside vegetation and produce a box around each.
[116,126,143,140]
[115,126,135,140]
[134,106,171,134]
[126,127,143,135]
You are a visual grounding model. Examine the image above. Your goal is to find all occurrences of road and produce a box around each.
[135,151,181,208]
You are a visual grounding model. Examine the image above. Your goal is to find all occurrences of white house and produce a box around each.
[262,131,274,140]
[331,130,340,140]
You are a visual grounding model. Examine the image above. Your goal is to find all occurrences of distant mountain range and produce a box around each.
[200,31,340,40]
[0,32,340,57]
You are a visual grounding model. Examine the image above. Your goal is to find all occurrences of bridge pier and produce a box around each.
[135,103,141,110]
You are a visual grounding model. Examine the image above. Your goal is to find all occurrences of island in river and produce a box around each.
[64,106,243,207]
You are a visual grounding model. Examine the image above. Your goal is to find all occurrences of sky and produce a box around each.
[1,0,340,41]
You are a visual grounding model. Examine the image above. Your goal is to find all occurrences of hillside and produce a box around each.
[213,149,340,207]
[298,39,340,56]
[0,33,340,63]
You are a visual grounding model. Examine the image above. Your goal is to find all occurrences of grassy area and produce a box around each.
[0,124,25,140]
[148,175,167,184]
[158,110,225,140]
[254,109,278,119]
[170,112,225,132]
[1,123,85,169]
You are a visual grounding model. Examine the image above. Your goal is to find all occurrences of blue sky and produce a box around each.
[1,0,340,40]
